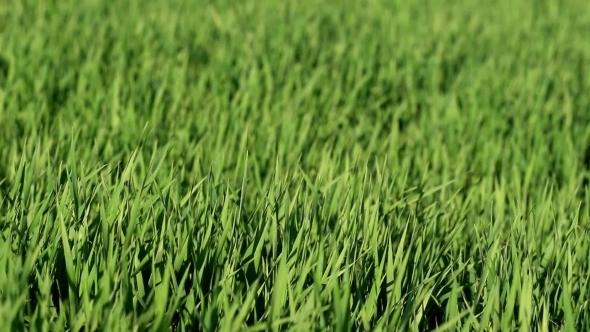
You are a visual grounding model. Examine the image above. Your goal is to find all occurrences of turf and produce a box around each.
[1,0,590,330]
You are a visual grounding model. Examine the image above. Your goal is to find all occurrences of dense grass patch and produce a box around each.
[1,0,590,330]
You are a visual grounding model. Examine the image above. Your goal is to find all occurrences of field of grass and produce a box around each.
[1,0,590,330]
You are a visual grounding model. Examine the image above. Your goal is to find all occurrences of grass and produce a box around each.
[1,0,590,330]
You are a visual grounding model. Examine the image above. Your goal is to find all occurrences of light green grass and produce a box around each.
[1,0,590,330]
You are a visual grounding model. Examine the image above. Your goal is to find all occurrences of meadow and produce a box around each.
[1,0,590,330]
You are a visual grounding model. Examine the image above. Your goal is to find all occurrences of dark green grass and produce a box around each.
[1,0,590,330]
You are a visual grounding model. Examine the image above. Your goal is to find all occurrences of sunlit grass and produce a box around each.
[1,0,590,330]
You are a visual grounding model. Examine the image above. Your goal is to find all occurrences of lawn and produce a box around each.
[1,0,590,330]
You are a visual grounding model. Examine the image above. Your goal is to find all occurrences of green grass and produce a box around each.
[1,0,590,330]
